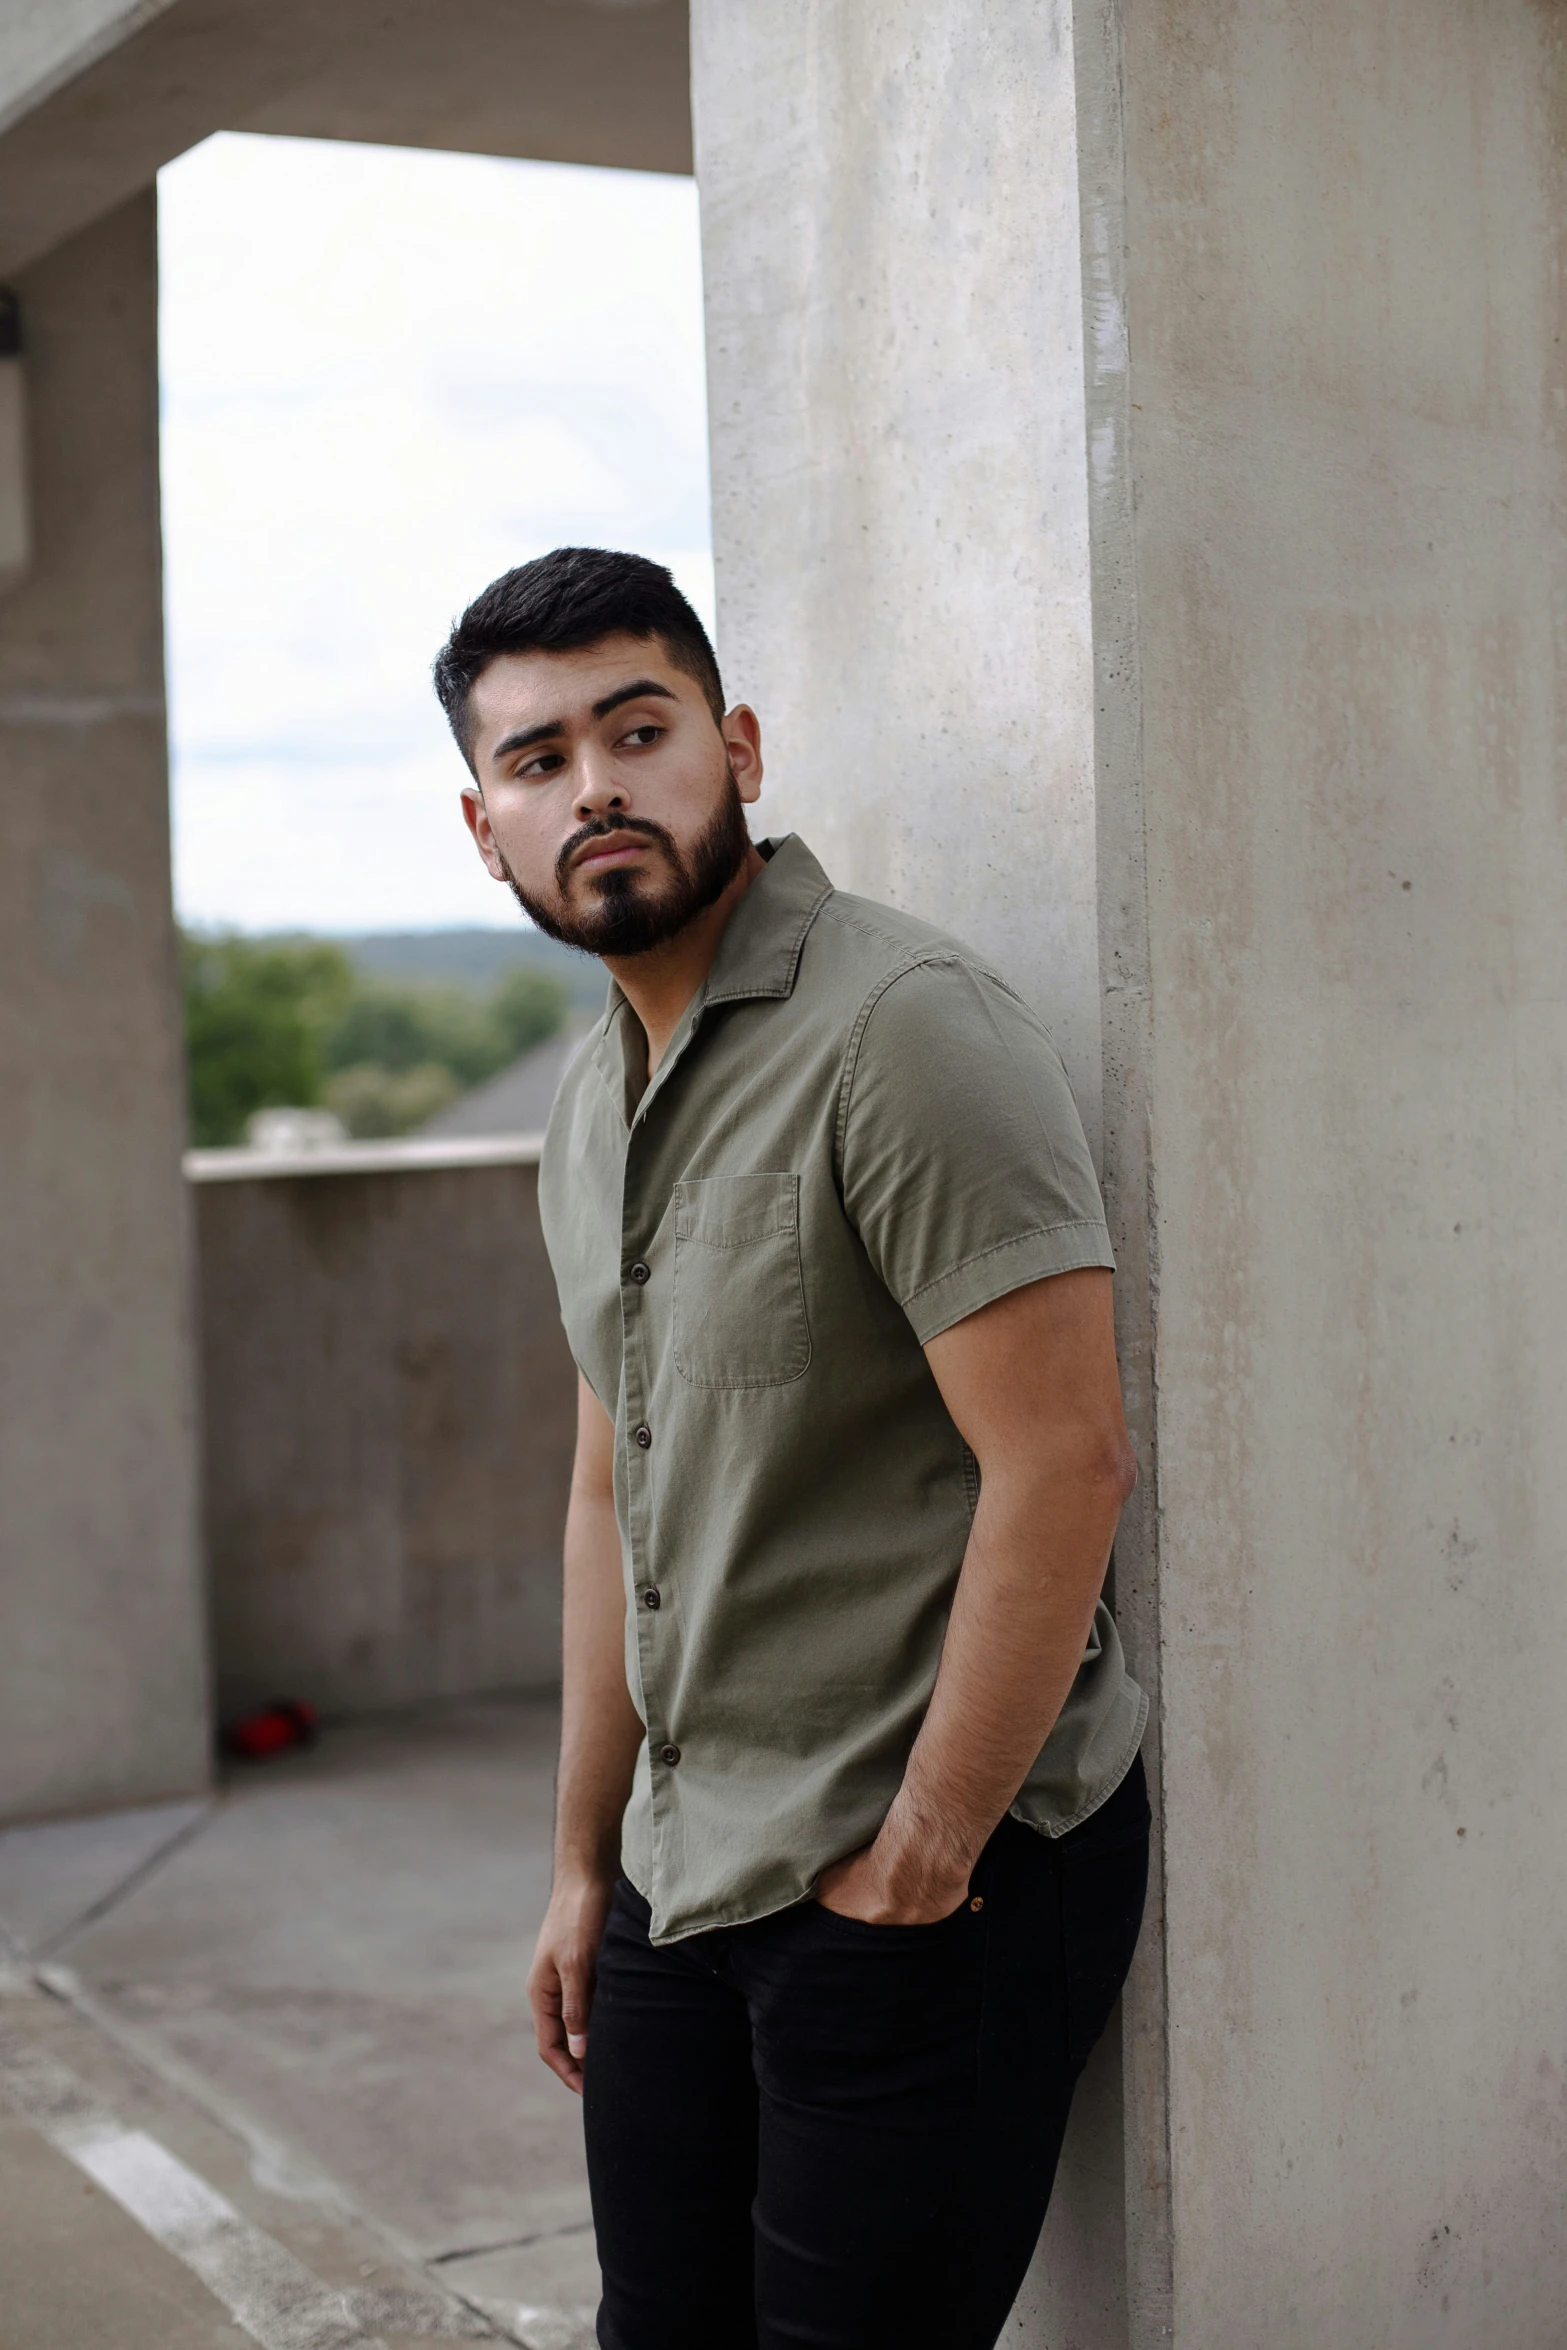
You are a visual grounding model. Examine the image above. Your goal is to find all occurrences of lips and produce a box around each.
[573,833,653,872]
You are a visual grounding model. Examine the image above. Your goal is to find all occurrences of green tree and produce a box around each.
[491,966,569,1058]
[183,934,571,1148]
[325,982,501,1087]
[182,934,354,1146]
[323,969,567,1091]
[324,1061,461,1138]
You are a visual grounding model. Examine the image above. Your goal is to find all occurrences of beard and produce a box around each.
[498,766,753,959]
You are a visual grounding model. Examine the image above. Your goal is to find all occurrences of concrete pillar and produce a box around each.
[694,2,1567,2343]
[693,10,1125,2341]
[0,190,209,1823]
[1099,4,1567,2342]
[693,0,1102,1134]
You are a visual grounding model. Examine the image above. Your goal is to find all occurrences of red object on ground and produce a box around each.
[224,1699,318,1761]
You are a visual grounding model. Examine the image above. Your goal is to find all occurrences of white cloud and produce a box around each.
[159,132,712,932]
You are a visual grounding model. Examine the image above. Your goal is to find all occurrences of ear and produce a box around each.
[721,703,764,803]
[460,783,510,883]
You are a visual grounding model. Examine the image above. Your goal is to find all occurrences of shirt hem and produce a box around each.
[638,1874,824,1949]
[631,1683,1151,1944]
[1009,1682,1151,1841]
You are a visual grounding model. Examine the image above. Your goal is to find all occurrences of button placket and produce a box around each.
[618,1120,682,1907]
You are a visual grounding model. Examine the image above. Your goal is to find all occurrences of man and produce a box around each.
[435,547,1149,2350]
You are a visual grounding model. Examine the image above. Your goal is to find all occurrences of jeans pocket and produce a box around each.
[807,1898,969,1942]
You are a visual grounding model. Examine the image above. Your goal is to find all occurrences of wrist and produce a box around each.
[551,1854,617,1900]
[870,1798,977,1905]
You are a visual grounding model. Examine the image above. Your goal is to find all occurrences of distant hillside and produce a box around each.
[267,927,609,1016]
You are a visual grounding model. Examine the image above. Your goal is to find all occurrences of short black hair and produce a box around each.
[433,546,725,765]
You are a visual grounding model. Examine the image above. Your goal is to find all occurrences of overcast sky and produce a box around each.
[158,133,712,934]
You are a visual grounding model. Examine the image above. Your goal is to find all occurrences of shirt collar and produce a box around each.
[703,835,834,1005]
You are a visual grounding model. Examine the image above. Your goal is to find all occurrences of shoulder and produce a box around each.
[807,892,1056,1066]
[803,888,1021,1021]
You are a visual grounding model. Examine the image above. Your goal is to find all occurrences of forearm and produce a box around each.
[554,1486,643,1885]
[531,1378,641,2092]
[877,1455,1127,1892]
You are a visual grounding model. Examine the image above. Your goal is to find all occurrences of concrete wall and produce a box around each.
[1102,3,1567,2341]
[192,1152,575,1722]
[695,1,1567,2343]
[0,192,209,1824]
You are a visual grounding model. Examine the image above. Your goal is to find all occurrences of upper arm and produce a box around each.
[841,959,1114,1344]
[570,1371,616,1504]
[923,1268,1135,1493]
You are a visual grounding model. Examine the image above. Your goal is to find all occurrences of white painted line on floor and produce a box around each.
[0,2030,388,2350]
[488,2311,597,2350]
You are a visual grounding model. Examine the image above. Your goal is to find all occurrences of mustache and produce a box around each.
[557,814,677,890]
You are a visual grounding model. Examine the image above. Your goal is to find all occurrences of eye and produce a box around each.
[517,750,568,779]
[620,724,664,750]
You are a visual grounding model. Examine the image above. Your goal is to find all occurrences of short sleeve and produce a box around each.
[839,959,1113,1344]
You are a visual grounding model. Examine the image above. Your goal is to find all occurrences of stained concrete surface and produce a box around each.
[0,1799,209,1957]
[0,1698,597,2348]
[0,2109,256,2350]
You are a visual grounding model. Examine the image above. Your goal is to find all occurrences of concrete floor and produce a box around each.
[0,1698,597,2350]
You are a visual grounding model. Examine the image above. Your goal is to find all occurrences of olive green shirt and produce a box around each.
[539,836,1147,1944]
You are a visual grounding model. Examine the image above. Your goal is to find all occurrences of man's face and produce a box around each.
[459,634,763,957]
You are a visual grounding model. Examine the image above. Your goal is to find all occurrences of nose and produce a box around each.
[574,747,627,825]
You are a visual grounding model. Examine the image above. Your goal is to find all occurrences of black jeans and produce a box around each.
[583,1754,1149,2350]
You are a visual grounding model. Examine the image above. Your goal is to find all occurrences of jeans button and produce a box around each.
[633,1423,652,1450]
[659,1743,681,1767]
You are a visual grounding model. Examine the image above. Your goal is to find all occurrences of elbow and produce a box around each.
[1092,1428,1139,1512]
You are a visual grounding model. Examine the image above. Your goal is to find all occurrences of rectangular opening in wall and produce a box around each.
[158,130,711,1147]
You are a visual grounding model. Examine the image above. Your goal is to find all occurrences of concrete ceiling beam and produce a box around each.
[0,0,690,279]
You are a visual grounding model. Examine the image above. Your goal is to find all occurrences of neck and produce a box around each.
[603,842,767,1072]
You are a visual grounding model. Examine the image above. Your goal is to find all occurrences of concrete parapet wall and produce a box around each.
[191,1148,575,1723]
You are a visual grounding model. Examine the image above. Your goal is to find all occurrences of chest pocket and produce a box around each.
[672,1173,811,1388]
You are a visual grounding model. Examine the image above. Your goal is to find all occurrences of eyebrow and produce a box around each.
[593,677,679,721]
[488,678,679,766]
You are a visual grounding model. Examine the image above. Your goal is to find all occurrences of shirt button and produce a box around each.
[633,1423,652,1450]
[628,1261,651,1285]
[659,1743,681,1766]
[642,1587,661,1611]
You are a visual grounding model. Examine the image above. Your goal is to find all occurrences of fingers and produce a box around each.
[528,1938,597,2097]
[530,1962,582,2094]
[562,1955,591,2067]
